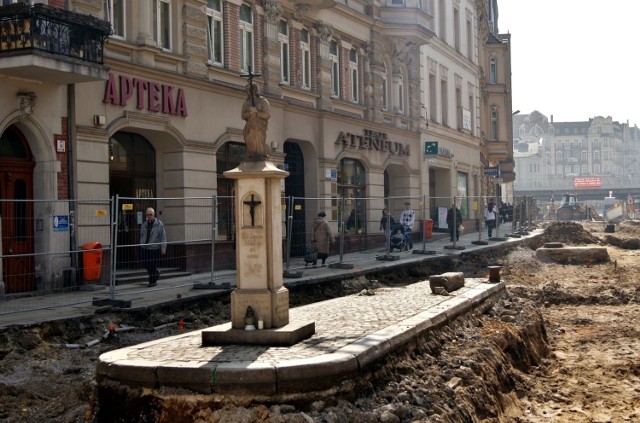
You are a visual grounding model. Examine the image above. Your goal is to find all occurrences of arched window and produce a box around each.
[216,142,246,240]
[338,158,366,234]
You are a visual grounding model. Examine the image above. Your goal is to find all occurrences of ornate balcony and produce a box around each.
[0,3,111,84]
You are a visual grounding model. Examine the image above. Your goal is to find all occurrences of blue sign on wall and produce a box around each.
[53,215,69,232]
[484,167,500,177]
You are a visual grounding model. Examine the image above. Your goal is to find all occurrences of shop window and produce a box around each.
[216,142,246,240]
[338,158,366,234]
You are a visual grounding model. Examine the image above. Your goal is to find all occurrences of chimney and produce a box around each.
[550,114,553,123]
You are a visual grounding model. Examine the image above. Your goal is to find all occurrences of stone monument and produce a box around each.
[202,69,314,346]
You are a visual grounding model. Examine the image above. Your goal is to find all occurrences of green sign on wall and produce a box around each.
[424,141,438,155]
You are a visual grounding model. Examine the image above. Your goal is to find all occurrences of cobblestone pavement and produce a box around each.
[97,278,504,396]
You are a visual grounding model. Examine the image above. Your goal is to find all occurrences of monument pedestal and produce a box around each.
[202,160,315,346]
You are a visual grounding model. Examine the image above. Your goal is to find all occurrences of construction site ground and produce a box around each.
[0,221,639,422]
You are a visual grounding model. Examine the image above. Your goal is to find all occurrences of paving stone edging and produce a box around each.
[97,279,506,399]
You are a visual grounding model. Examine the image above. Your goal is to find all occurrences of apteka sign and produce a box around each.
[103,73,188,117]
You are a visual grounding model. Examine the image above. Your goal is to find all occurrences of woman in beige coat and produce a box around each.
[312,212,335,266]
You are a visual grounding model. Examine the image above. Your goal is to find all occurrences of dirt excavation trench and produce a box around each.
[1,221,639,422]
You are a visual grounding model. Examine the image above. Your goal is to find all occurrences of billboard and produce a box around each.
[573,176,602,189]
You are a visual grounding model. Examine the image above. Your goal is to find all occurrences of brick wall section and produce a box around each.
[225,3,240,71]
[49,0,65,9]
[56,117,69,200]
[254,12,264,75]
[310,33,318,92]
[291,27,301,88]
[340,45,349,101]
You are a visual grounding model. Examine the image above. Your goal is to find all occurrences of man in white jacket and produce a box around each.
[484,202,498,238]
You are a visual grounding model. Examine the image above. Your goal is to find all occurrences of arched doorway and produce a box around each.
[0,125,35,293]
[109,131,155,268]
[284,141,306,256]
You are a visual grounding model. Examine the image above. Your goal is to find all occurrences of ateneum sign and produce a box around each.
[336,130,410,156]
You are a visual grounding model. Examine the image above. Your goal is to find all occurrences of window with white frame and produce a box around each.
[489,57,497,83]
[428,72,437,121]
[300,29,311,89]
[349,48,358,102]
[440,79,448,124]
[153,0,171,50]
[206,0,223,65]
[239,4,254,72]
[393,74,404,114]
[330,40,340,98]
[381,67,388,111]
[105,0,125,38]
[453,7,460,52]
[490,110,498,140]
[594,164,600,174]
[466,18,472,59]
[278,20,289,84]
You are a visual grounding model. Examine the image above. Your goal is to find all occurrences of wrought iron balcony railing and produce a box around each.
[0,3,111,64]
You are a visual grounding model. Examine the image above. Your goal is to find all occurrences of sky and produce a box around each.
[498,0,640,126]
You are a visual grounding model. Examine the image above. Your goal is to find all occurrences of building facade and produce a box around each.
[513,111,640,203]
[0,0,513,293]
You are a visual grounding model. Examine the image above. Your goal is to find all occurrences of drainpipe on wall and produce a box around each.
[67,84,78,285]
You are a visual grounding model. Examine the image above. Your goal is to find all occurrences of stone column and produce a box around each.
[224,160,289,329]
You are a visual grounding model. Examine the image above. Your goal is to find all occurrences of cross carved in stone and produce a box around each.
[243,194,262,226]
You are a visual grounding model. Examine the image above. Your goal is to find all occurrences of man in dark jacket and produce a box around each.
[139,207,167,287]
[446,204,463,242]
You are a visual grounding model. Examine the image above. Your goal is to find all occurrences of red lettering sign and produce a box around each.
[103,73,188,117]
[573,176,602,189]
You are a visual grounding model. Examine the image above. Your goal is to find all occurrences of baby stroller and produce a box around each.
[304,244,318,266]
[389,225,409,252]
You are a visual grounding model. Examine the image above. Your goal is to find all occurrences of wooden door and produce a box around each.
[0,128,35,293]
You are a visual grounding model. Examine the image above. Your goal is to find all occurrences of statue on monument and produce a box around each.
[242,81,272,160]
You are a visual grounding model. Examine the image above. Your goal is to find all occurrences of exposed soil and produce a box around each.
[0,221,639,422]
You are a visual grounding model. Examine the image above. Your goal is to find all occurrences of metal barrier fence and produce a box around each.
[0,194,540,315]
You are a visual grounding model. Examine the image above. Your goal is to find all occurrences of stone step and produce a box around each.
[115,268,191,285]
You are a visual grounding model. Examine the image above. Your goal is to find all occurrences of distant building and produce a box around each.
[513,112,640,202]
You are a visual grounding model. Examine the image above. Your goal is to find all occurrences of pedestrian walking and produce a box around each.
[399,201,415,249]
[446,204,463,242]
[380,208,396,245]
[139,207,167,287]
[484,202,498,237]
[312,211,335,266]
